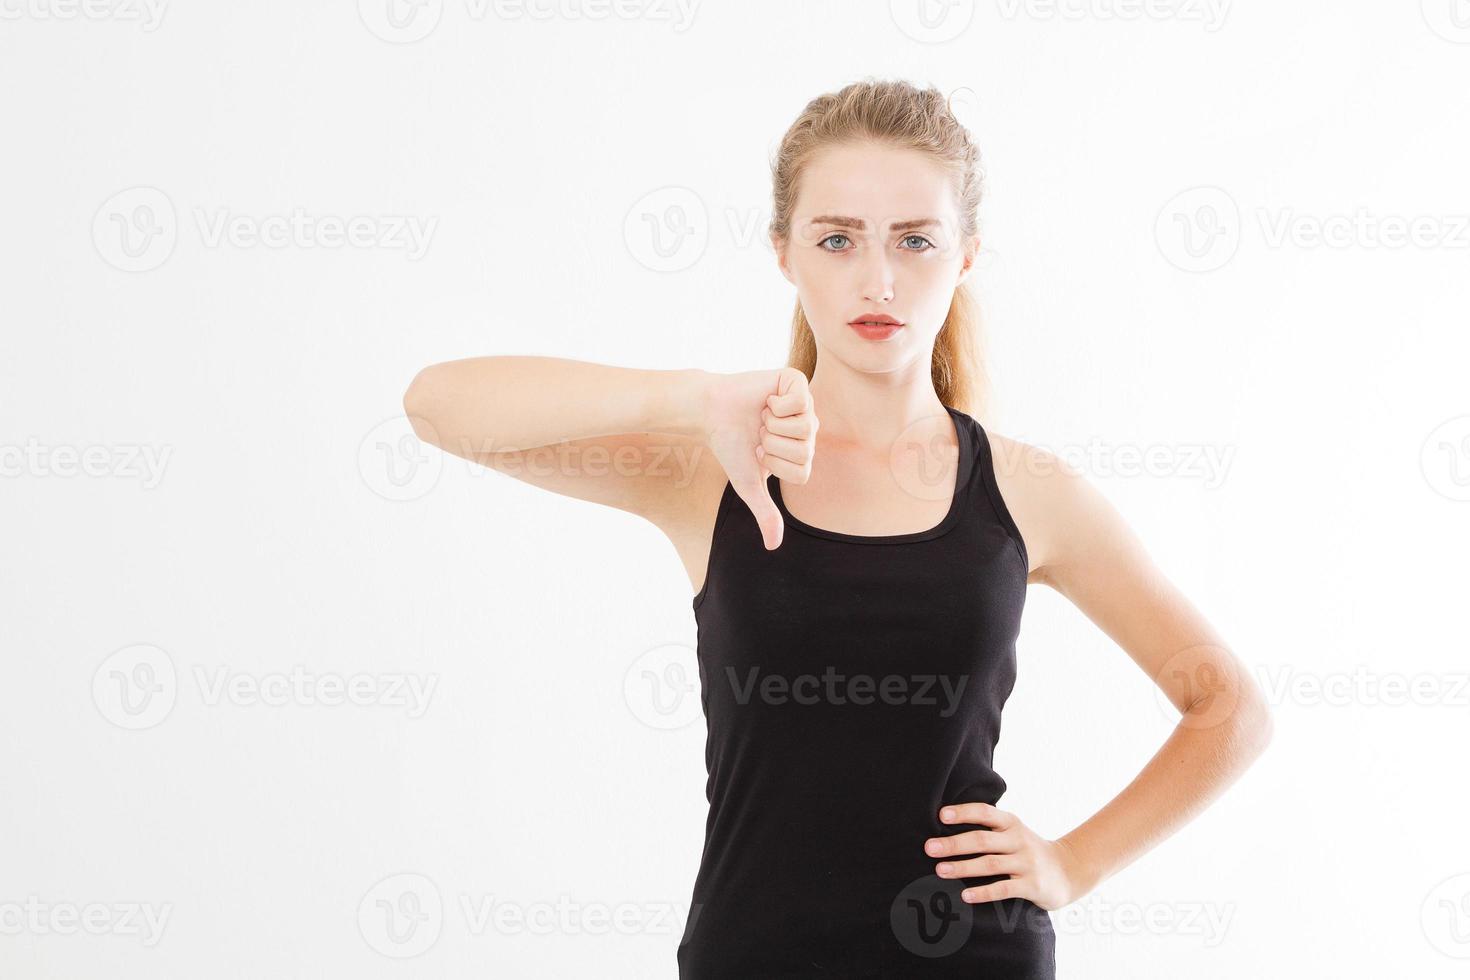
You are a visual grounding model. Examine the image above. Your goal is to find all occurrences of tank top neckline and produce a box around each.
[767,405,975,546]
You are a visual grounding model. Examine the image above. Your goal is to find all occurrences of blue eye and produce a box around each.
[819,232,935,253]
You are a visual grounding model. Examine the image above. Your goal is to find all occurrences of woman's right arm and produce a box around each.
[401,356,816,570]
[402,355,712,523]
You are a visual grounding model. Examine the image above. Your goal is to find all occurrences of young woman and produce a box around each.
[402,78,1273,979]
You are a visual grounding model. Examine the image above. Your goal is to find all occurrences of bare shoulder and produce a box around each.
[982,427,1112,586]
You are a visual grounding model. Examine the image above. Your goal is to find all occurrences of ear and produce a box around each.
[954,233,981,287]
[772,234,795,285]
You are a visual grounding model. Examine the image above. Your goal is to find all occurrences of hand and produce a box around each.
[700,367,818,550]
[924,801,1096,910]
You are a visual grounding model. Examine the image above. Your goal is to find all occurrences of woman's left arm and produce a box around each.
[929,436,1274,907]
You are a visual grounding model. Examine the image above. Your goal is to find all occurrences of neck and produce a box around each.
[806,356,949,454]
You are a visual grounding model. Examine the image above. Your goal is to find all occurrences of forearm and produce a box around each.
[1057,697,1273,893]
[402,355,709,453]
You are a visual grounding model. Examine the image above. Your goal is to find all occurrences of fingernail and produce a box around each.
[936,863,953,875]
[941,808,955,821]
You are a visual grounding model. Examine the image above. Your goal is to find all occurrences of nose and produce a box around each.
[861,248,895,304]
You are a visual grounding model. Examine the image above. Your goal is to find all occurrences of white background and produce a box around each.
[3,1,1469,977]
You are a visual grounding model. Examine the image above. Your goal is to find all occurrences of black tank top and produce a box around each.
[678,406,1056,978]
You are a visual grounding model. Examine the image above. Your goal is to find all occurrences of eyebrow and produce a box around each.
[806,215,941,232]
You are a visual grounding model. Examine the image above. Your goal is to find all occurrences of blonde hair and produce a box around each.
[769,77,989,418]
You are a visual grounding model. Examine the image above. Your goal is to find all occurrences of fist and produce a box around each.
[701,367,818,550]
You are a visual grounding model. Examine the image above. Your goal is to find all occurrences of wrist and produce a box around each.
[651,368,712,440]
[1055,833,1105,901]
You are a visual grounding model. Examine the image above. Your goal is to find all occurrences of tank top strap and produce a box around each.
[962,410,1031,573]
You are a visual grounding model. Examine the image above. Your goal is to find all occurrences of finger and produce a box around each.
[936,853,1026,880]
[767,390,810,418]
[760,406,817,440]
[924,829,1016,858]
[759,428,814,466]
[767,369,811,417]
[960,877,1029,905]
[762,455,807,483]
[731,471,783,551]
[940,802,1015,830]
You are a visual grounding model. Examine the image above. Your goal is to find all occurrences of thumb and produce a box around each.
[734,458,784,551]
[767,367,811,417]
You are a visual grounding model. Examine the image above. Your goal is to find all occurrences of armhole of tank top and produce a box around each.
[691,479,732,611]
[974,423,1031,574]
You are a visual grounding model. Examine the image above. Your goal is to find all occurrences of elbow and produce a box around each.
[1233,689,1275,761]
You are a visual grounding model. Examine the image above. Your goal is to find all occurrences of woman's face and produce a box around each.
[775,140,978,376]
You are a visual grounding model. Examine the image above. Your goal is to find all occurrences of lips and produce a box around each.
[849,313,903,326]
